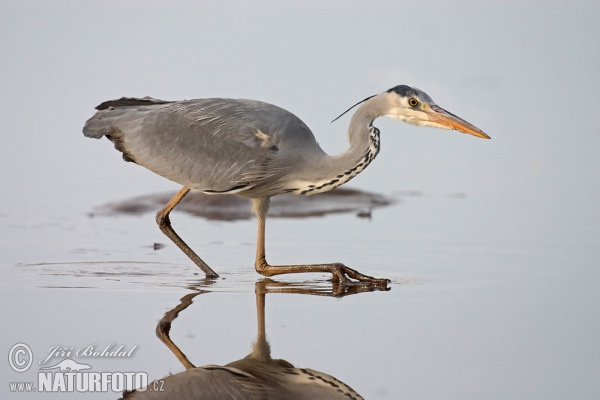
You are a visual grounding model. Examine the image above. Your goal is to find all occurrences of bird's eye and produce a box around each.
[408,98,419,107]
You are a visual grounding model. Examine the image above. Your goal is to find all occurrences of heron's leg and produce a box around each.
[156,186,219,278]
[252,197,389,285]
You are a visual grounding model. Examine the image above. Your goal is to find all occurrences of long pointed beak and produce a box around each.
[427,105,490,139]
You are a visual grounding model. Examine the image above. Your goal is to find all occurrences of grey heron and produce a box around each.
[83,85,489,284]
[121,280,373,399]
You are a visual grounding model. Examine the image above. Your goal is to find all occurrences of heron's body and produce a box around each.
[84,97,379,198]
[84,86,489,283]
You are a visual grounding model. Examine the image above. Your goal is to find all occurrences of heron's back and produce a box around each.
[83,97,324,196]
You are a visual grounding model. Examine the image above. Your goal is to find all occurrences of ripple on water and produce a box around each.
[14,261,428,293]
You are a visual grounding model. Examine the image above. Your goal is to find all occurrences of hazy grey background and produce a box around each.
[1,1,599,399]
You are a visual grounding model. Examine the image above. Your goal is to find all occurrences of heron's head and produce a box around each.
[384,85,490,139]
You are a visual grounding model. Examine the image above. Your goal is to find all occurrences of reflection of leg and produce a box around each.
[249,286,271,361]
[251,197,390,286]
[156,186,219,278]
[156,292,202,370]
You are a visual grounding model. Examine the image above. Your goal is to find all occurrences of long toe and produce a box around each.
[337,264,390,287]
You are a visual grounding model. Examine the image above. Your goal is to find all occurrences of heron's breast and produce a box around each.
[292,126,381,196]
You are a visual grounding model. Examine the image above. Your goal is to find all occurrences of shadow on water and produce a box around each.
[120,279,384,399]
[92,187,396,221]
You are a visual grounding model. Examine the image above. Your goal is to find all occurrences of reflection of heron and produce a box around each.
[84,85,489,284]
[121,280,382,399]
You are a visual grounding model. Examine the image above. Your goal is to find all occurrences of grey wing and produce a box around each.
[83,97,317,194]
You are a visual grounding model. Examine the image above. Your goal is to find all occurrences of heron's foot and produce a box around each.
[255,260,390,288]
[329,262,390,287]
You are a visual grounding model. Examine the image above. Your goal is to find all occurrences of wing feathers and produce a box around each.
[83,97,315,194]
[95,96,172,110]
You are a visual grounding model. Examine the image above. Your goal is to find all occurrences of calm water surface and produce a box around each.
[2,189,598,399]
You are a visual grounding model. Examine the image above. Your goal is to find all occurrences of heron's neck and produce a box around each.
[294,95,386,195]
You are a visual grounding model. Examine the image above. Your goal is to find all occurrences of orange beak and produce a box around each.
[427,105,490,139]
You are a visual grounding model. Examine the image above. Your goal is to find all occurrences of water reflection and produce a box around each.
[93,187,395,221]
[121,279,385,399]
